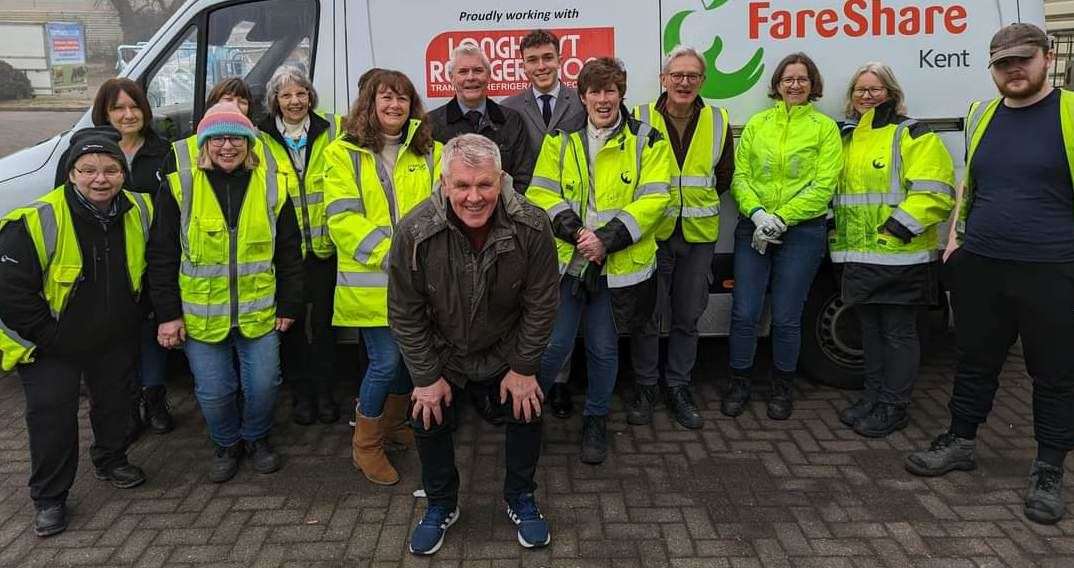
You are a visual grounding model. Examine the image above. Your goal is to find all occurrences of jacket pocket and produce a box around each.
[193,217,228,264]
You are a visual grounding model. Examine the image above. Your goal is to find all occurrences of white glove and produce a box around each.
[751,224,782,255]
[750,209,787,239]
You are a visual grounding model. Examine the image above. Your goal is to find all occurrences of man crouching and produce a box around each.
[387,133,559,555]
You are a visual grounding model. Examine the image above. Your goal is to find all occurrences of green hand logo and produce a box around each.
[663,0,765,100]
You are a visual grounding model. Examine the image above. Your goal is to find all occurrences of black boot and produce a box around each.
[125,390,145,447]
[94,462,147,489]
[248,438,281,474]
[143,386,175,434]
[767,371,795,421]
[549,383,573,419]
[33,503,67,537]
[853,402,909,438]
[291,384,316,426]
[209,443,243,483]
[839,397,876,428]
[626,384,658,425]
[720,376,752,417]
[580,415,608,465]
[666,386,703,429]
[316,387,339,424]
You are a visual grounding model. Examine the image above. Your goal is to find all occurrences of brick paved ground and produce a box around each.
[0,336,1071,567]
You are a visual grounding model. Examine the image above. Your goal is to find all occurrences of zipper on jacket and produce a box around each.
[226,180,240,328]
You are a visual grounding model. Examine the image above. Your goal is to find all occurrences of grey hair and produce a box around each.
[265,65,319,118]
[446,43,491,76]
[442,133,501,173]
[662,45,707,74]
[844,61,906,119]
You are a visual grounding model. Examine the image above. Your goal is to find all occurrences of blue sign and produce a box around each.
[46,22,86,65]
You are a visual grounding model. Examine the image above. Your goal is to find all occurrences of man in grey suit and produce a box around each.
[503,29,587,419]
[503,30,587,162]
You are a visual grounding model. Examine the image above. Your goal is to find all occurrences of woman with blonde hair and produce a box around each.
[831,62,955,437]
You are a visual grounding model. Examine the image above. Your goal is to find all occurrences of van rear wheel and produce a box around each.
[800,276,864,390]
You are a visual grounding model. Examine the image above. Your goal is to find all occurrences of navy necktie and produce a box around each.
[539,94,553,126]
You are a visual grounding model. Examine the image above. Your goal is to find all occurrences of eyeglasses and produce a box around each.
[667,72,704,84]
[74,167,123,179]
[208,135,248,147]
[780,77,811,87]
[853,87,888,97]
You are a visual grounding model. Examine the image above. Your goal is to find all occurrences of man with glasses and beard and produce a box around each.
[905,23,1074,526]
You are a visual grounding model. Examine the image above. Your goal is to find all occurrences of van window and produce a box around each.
[145,26,198,141]
[205,0,318,124]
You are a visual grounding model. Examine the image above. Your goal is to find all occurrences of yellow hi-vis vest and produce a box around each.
[526,117,671,288]
[323,119,441,327]
[830,110,955,265]
[959,89,1074,237]
[259,111,342,260]
[0,186,152,371]
[166,141,288,343]
[634,103,728,243]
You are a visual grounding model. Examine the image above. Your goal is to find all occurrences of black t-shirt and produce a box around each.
[965,89,1074,262]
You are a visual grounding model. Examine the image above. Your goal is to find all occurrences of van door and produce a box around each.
[141,0,320,142]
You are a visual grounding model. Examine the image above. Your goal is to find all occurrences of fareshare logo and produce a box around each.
[663,0,765,100]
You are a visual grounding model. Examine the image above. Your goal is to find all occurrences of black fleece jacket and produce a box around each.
[146,161,305,325]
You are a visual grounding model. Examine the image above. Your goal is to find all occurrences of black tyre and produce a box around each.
[800,274,864,390]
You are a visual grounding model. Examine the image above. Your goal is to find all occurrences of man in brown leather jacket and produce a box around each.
[387,134,558,555]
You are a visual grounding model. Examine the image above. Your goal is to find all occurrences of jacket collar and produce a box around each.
[415,175,540,244]
[137,131,170,159]
[63,183,133,223]
[257,110,330,150]
[344,118,424,157]
[445,96,506,125]
[654,91,703,115]
[773,100,814,117]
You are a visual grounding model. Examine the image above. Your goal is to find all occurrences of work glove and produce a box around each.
[751,224,782,255]
[750,209,787,239]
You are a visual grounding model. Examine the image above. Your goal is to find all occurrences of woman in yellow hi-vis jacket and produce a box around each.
[832,62,955,438]
[323,70,441,486]
[528,58,671,465]
[725,53,843,422]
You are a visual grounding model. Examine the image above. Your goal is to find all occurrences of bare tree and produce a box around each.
[101,0,186,44]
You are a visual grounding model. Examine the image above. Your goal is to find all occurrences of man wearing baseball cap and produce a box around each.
[906,23,1074,525]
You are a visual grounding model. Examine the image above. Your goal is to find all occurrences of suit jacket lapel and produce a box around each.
[520,88,546,132]
[548,87,573,131]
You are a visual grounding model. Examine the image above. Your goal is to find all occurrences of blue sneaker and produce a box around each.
[506,494,551,548]
[408,504,459,555]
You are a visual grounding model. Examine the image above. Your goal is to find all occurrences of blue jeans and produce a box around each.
[729,217,826,375]
[138,317,168,388]
[357,327,412,417]
[185,331,282,447]
[538,276,618,416]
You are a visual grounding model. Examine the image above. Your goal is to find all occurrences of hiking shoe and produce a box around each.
[839,397,876,427]
[720,378,751,417]
[247,438,281,474]
[506,493,551,548]
[317,390,339,424]
[409,504,460,555]
[292,393,316,425]
[626,384,658,425]
[767,377,794,421]
[580,415,608,465]
[94,463,146,489]
[666,385,703,429]
[853,402,909,438]
[904,432,977,477]
[209,443,242,483]
[1024,460,1065,525]
[549,383,573,419]
[142,386,175,434]
[33,503,67,538]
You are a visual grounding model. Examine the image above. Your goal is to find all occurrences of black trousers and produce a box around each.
[856,303,920,405]
[411,373,543,509]
[281,254,337,396]
[947,250,1074,452]
[20,341,138,507]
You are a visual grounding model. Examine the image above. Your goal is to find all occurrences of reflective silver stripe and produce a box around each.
[908,180,955,197]
[181,260,272,278]
[680,205,719,218]
[308,225,329,239]
[373,155,399,224]
[325,198,363,217]
[174,141,194,254]
[263,149,280,240]
[129,192,151,243]
[635,122,652,183]
[607,264,655,288]
[830,250,936,266]
[711,106,726,169]
[353,227,390,264]
[303,192,325,205]
[888,119,915,194]
[618,210,642,242]
[547,201,571,220]
[530,176,560,192]
[425,153,434,177]
[673,175,713,187]
[638,104,651,125]
[0,316,33,349]
[325,113,336,140]
[832,193,903,207]
[29,201,57,263]
[889,208,925,236]
[594,209,621,224]
[337,271,389,287]
[634,182,668,199]
[964,100,992,154]
[183,294,274,318]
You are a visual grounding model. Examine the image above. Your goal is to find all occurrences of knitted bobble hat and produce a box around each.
[196,102,256,147]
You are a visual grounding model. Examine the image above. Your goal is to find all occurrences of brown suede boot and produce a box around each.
[382,393,415,450]
[353,413,399,485]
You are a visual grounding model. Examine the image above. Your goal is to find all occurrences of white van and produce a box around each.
[0,0,1046,388]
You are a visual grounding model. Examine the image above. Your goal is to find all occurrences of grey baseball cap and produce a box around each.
[989,23,1050,67]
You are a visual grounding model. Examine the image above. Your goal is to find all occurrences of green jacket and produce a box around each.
[732,101,843,224]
